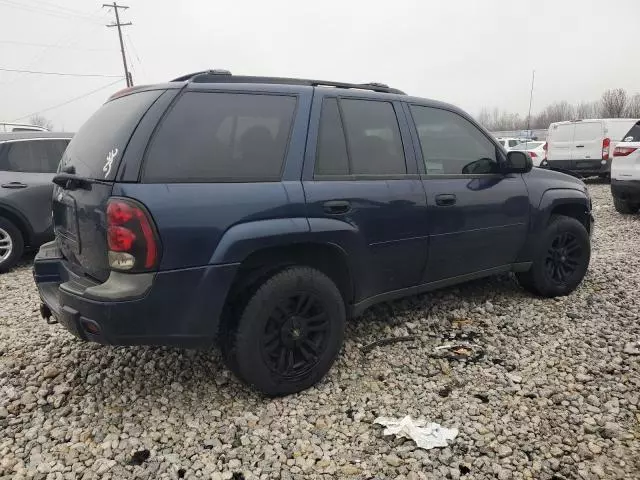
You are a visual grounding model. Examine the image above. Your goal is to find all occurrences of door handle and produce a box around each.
[323,200,351,215]
[575,145,585,148]
[435,194,457,206]
[1,182,28,189]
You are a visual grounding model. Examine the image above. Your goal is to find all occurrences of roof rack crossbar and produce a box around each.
[170,70,406,95]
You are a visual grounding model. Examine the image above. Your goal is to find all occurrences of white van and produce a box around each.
[543,119,640,178]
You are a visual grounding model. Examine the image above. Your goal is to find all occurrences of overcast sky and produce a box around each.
[2,0,640,130]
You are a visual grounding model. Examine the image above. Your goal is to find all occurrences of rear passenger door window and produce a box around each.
[0,140,66,173]
[410,105,498,175]
[314,98,407,176]
[144,92,297,182]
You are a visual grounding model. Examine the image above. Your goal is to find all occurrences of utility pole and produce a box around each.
[526,70,535,132]
[103,2,133,87]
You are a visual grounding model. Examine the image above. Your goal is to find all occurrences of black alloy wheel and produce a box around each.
[261,292,330,379]
[544,231,582,285]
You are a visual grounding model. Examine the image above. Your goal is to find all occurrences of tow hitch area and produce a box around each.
[40,303,57,324]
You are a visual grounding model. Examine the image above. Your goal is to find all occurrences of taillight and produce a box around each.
[602,137,611,160]
[614,146,638,157]
[542,142,548,161]
[529,151,538,158]
[106,198,160,271]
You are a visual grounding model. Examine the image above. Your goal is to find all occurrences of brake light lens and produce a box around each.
[106,198,160,271]
[614,146,638,157]
[529,151,538,158]
[602,137,611,160]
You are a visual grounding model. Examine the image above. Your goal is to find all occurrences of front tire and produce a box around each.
[224,267,346,396]
[0,217,24,273]
[613,197,639,214]
[516,215,590,297]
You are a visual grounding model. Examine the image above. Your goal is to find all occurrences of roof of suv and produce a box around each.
[170,70,407,95]
[0,131,74,142]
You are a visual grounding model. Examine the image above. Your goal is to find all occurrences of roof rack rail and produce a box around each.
[170,70,406,95]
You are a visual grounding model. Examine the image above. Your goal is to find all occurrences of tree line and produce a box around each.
[477,88,640,131]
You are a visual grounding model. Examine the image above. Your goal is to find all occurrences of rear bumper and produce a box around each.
[541,159,610,176]
[611,179,640,202]
[33,241,238,347]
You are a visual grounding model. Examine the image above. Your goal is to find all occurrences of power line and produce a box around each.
[0,39,114,52]
[0,6,110,87]
[103,2,133,87]
[12,78,124,121]
[0,0,104,24]
[0,67,122,78]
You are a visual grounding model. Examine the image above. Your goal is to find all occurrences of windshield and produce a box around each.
[60,90,162,180]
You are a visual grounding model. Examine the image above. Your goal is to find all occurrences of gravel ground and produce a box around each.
[1,182,639,480]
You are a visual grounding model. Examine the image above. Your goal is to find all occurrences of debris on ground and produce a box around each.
[374,415,458,450]
[431,343,485,362]
[128,449,150,466]
[362,335,419,354]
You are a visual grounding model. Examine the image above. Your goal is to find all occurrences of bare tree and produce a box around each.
[599,88,628,118]
[576,101,598,119]
[624,94,640,118]
[476,108,492,129]
[29,114,54,130]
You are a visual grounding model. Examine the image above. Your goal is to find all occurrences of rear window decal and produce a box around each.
[103,148,118,178]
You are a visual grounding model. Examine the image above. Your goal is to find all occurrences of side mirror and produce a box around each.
[504,151,533,174]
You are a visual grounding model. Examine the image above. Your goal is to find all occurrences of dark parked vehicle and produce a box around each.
[0,132,72,271]
[34,72,593,395]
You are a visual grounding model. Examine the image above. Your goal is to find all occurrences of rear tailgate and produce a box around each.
[53,89,165,282]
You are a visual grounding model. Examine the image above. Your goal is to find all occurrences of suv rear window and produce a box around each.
[622,122,640,142]
[60,90,162,180]
[143,92,297,182]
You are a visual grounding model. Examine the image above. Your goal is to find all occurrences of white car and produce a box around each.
[510,141,546,166]
[611,120,640,213]
[496,137,524,150]
[0,122,48,133]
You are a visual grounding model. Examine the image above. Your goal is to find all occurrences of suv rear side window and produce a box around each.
[61,90,162,180]
[315,98,349,176]
[340,99,406,175]
[144,92,297,182]
[0,139,69,173]
[623,122,640,142]
[410,105,498,175]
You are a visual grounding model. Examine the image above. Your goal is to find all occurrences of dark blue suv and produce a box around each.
[34,71,594,395]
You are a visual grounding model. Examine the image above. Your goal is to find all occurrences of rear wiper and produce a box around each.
[52,173,93,190]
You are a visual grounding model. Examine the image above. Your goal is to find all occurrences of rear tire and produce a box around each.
[224,266,346,396]
[516,215,590,298]
[613,197,639,214]
[0,217,24,273]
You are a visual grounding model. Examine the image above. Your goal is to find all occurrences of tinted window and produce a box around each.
[410,106,498,175]
[340,99,406,175]
[0,139,68,173]
[574,122,602,142]
[622,122,640,142]
[144,92,296,182]
[61,90,162,180]
[508,139,518,147]
[315,98,349,175]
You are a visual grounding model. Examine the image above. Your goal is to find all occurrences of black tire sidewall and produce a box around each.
[613,197,639,214]
[0,217,24,273]
[233,267,346,396]
[530,216,590,297]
